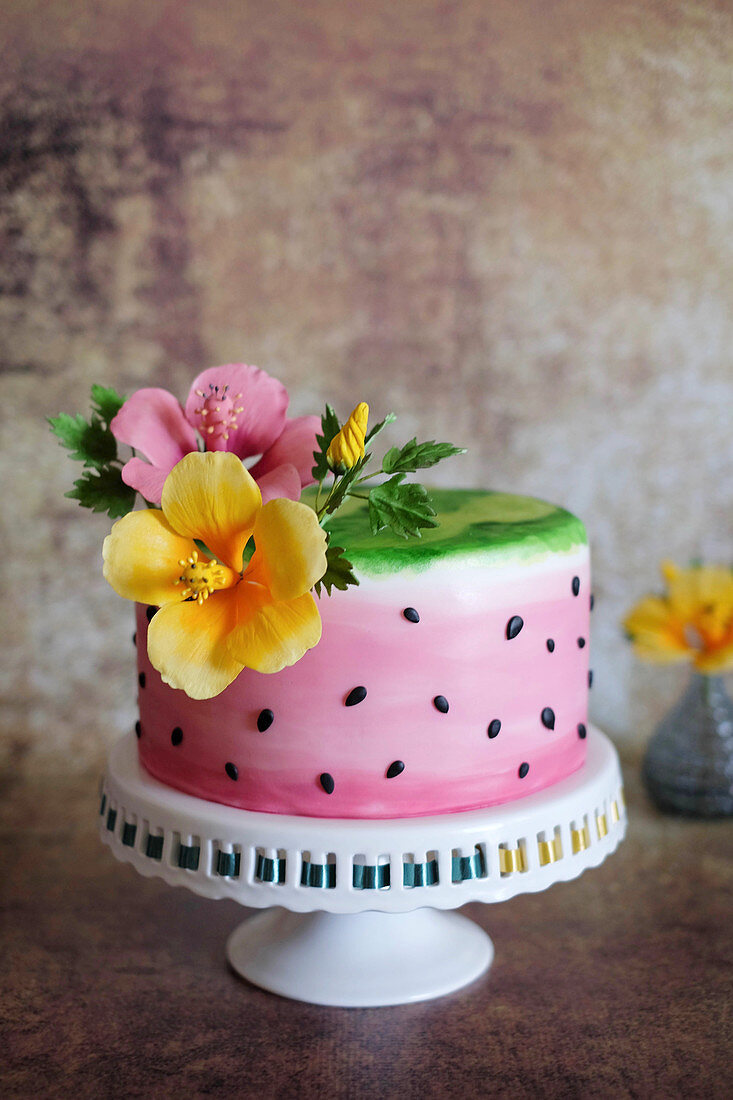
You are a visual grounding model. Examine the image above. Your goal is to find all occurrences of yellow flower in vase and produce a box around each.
[624,561,733,673]
[103,451,328,699]
[327,402,369,473]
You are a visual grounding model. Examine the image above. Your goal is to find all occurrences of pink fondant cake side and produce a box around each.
[134,547,591,819]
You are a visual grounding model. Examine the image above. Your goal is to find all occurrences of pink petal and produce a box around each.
[255,463,302,505]
[111,388,198,469]
[249,415,321,488]
[185,364,289,459]
[119,457,171,506]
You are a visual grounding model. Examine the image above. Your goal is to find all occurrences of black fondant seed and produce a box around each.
[138,672,146,689]
[257,708,274,732]
[132,632,137,647]
[541,707,555,730]
[433,695,449,713]
[506,615,524,640]
[225,762,239,781]
[487,719,501,739]
[135,720,142,739]
[589,670,594,688]
[572,576,580,596]
[577,637,586,649]
[386,760,405,779]
[403,607,420,623]
[518,762,530,779]
[146,605,157,622]
[171,727,183,746]
[345,686,367,707]
[590,593,595,611]
[320,772,335,794]
[546,638,555,653]
[577,723,587,739]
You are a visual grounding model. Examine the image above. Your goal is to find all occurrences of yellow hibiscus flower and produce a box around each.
[624,561,733,674]
[103,451,328,699]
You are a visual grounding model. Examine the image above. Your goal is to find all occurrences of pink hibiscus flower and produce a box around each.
[110,364,320,506]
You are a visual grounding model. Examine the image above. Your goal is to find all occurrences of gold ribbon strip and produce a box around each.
[499,846,527,874]
[538,836,563,865]
[571,824,591,854]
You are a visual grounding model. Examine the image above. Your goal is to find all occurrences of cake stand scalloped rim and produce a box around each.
[99,726,626,915]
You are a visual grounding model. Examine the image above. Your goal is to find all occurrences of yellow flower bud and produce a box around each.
[326,402,369,473]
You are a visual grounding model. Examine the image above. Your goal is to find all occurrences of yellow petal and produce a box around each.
[630,639,691,665]
[623,596,690,661]
[662,565,733,645]
[665,565,732,618]
[227,591,322,674]
[250,498,328,601]
[660,560,680,585]
[623,596,680,637]
[102,509,195,606]
[695,566,733,613]
[665,570,702,622]
[147,590,244,699]
[161,451,261,571]
[695,643,733,674]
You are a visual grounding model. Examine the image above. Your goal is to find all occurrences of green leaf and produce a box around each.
[368,475,438,539]
[49,412,90,452]
[90,383,126,426]
[364,411,396,445]
[49,412,118,469]
[311,403,342,481]
[382,437,466,475]
[314,542,360,597]
[65,466,136,519]
[323,452,371,515]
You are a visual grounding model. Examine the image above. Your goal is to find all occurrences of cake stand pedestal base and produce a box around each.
[227,907,493,1007]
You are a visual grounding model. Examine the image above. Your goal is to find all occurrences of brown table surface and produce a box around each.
[2,747,732,1100]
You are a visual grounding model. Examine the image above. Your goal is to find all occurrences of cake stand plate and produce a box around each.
[99,727,625,1006]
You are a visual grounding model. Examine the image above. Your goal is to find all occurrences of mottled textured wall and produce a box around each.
[2,0,732,776]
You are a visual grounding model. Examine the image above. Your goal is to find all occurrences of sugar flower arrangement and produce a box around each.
[624,561,733,674]
[50,364,464,699]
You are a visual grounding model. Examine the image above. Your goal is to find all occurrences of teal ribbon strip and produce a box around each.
[300,859,337,889]
[451,847,486,883]
[255,853,286,884]
[106,808,117,832]
[353,863,391,890]
[177,844,200,871]
[215,850,241,878]
[145,835,164,861]
[403,858,439,888]
[122,822,137,847]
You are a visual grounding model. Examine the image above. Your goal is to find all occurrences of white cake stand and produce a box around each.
[99,728,625,1007]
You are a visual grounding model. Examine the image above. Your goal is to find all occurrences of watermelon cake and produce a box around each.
[51,367,592,823]
[132,489,591,819]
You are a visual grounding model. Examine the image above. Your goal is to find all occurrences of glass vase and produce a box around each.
[643,673,733,817]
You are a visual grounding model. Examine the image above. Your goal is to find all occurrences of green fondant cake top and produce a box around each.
[318,488,587,576]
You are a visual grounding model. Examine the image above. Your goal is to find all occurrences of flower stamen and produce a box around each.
[192,385,245,448]
[175,548,237,605]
